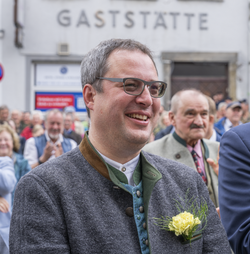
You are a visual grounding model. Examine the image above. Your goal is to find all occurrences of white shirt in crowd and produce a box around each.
[24,130,77,166]
[224,118,242,133]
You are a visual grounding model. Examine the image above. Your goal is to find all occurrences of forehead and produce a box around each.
[65,115,72,120]
[177,92,208,113]
[228,107,241,111]
[0,130,11,138]
[33,114,41,119]
[47,112,63,122]
[106,49,158,80]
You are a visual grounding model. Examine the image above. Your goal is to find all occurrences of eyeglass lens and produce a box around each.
[124,78,165,98]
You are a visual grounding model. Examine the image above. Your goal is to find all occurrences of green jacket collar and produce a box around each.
[172,131,210,159]
[79,132,162,192]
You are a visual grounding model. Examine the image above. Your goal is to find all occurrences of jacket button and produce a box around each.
[139,206,144,213]
[175,154,181,159]
[136,190,141,197]
[125,207,134,217]
[143,222,147,229]
[145,239,149,246]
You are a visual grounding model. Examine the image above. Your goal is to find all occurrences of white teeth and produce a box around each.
[127,114,148,121]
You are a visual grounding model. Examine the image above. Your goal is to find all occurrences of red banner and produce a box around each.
[35,94,74,109]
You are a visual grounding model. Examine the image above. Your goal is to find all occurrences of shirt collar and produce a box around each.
[97,150,140,186]
[187,139,202,158]
[224,118,233,132]
[173,131,209,159]
[45,130,63,144]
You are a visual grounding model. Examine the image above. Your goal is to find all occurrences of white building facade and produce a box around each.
[0,0,249,115]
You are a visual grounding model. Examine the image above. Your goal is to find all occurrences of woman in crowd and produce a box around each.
[0,124,31,205]
[0,156,16,253]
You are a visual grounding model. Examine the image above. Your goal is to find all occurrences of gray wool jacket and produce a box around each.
[9,135,231,254]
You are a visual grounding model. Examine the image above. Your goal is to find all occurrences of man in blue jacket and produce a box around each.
[214,101,243,135]
[219,122,250,253]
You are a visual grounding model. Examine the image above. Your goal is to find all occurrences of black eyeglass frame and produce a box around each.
[97,77,167,98]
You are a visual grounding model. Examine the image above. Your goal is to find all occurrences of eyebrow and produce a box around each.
[184,109,209,114]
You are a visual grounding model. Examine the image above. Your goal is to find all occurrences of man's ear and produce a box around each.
[209,114,214,124]
[169,111,175,126]
[83,84,96,111]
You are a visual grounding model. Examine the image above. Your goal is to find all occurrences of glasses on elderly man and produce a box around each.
[97,77,167,98]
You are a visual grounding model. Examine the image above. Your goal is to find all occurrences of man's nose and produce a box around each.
[135,85,153,107]
[193,114,203,125]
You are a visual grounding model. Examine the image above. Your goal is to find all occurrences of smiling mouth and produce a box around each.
[127,113,148,121]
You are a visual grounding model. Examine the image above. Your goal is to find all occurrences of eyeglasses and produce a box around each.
[97,77,167,98]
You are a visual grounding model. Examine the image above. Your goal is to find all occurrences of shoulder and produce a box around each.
[14,152,24,161]
[214,117,226,126]
[14,152,28,164]
[25,137,35,146]
[229,122,250,136]
[202,138,219,149]
[63,136,77,148]
[142,151,198,181]
[0,156,13,167]
[154,125,173,140]
[144,134,172,151]
[21,126,30,132]
[221,123,250,149]
[21,147,83,183]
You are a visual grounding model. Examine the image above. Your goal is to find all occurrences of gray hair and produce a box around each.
[170,89,208,114]
[218,102,227,111]
[63,112,74,122]
[0,105,9,112]
[44,109,63,122]
[32,110,43,120]
[80,39,157,117]
[11,109,21,116]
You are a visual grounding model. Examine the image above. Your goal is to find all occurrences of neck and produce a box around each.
[88,130,141,164]
[205,126,213,140]
[187,141,198,148]
[230,120,239,127]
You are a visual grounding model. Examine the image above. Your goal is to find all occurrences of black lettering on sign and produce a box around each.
[77,10,90,27]
[184,13,195,30]
[57,10,71,27]
[154,12,167,29]
[140,11,150,29]
[125,11,134,28]
[109,10,120,28]
[200,13,208,30]
[169,12,180,30]
[95,11,105,28]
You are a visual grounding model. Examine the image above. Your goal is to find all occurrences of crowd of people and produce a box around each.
[0,105,89,253]
[153,95,248,143]
[0,38,249,253]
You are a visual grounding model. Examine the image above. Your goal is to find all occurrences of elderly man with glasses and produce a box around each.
[10,39,230,253]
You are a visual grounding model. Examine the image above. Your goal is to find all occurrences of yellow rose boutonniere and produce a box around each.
[154,191,208,244]
[168,211,201,237]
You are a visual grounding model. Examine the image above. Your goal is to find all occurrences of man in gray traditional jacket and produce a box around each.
[10,39,230,253]
[144,89,219,208]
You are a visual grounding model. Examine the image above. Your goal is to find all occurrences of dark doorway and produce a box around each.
[171,62,228,98]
